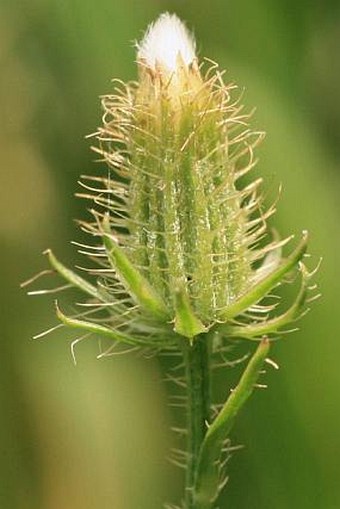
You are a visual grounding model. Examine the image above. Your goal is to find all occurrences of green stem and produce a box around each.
[194,339,270,508]
[183,335,211,509]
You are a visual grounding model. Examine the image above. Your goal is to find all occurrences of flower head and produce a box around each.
[136,12,196,73]
[31,12,315,353]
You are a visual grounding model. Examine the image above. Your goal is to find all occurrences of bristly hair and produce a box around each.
[23,56,317,353]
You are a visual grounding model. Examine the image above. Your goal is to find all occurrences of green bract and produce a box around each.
[43,56,313,345]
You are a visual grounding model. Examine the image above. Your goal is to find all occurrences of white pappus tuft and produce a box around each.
[136,12,196,72]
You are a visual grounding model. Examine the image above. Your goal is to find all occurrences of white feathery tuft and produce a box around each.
[136,13,196,72]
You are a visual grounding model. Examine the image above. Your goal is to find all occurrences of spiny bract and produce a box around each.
[26,13,317,355]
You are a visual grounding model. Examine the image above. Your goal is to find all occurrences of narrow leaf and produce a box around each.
[45,249,105,301]
[174,288,207,340]
[55,302,140,345]
[194,339,270,508]
[219,231,308,321]
[226,263,310,339]
[101,215,169,320]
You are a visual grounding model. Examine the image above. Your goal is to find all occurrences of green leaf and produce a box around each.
[226,263,311,339]
[194,339,270,508]
[218,231,308,321]
[101,215,169,320]
[173,288,207,340]
[45,249,105,302]
[55,302,140,345]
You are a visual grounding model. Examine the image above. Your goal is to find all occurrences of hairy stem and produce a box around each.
[183,336,211,509]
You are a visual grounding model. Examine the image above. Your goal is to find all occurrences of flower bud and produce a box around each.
[33,12,314,350]
[121,13,256,323]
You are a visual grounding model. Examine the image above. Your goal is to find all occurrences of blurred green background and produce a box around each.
[1,1,340,508]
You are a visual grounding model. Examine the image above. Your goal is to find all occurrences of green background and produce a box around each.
[1,1,339,508]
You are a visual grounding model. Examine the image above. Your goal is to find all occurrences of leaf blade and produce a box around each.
[55,302,141,345]
[194,339,270,508]
[45,249,105,302]
[101,216,169,320]
[218,231,308,321]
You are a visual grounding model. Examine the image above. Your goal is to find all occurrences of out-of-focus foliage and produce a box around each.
[0,1,339,508]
